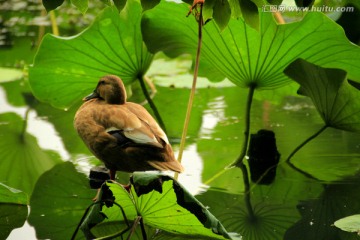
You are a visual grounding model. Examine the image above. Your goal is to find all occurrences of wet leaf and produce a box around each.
[334,214,360,234]
[29,0,153,109]
[28,162,94,240]
[141,1,360,88]
[284,58,360,132]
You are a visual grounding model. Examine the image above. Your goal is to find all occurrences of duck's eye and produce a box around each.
[99,80,106,85]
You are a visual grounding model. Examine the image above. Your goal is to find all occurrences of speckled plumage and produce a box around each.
[74,75,183,178]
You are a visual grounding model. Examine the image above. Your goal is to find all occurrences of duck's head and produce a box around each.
[83,75,127,104]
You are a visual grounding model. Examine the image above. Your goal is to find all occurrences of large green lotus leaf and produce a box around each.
[29,0,153,109]
[85,173,240,239]
[141,1,360,89]
[28,162,94,240]
[0,112,62,194]
[284,58,360,132]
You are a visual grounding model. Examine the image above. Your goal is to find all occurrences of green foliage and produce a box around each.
[284,59,360,132]
[79,173,240,239]
[29,1,153,109]
[141,1,360,89]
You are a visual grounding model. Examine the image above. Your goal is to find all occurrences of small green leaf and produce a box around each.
[113,0,127,11]
[239,0,259,30]
[334,214,360,234]
[141,0,161,11]
[284,58,360,132]
[213,0,231,31]
[71,0,89,14]
[42,0,65,11]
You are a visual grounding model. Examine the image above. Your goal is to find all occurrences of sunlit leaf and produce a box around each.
[0,113,62,194]
[29,0,153,109]
[141,1,360,88]
[334,214,360,234]
[28,162,94,240]
[284,58,360,132]
[85,173,241,239]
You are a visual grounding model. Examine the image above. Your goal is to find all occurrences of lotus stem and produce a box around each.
[49,10,59,36]
[286,125,328,162]
[228,84,256,167]
[138,75,166,133]
[20,108,30,143]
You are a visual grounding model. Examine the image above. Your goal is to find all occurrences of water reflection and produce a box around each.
[1,77,360,239]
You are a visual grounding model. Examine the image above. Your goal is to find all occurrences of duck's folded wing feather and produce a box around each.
[125,102,169,143]
[123,128,163,148]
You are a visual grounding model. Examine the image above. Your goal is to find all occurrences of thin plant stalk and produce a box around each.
[229,84,256,167]
[49,10,59,36]
[20,108,30,143]
[138,75,166,133]
[286,125,328,162]
[175,3,204,179]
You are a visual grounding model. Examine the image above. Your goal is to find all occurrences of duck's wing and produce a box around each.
[102,103,164,148]
[124,102,169,144]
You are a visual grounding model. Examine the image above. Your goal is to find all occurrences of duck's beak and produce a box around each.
[83,91,99,101]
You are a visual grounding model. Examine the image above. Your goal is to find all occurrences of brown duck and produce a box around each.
[74,75,183,180]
